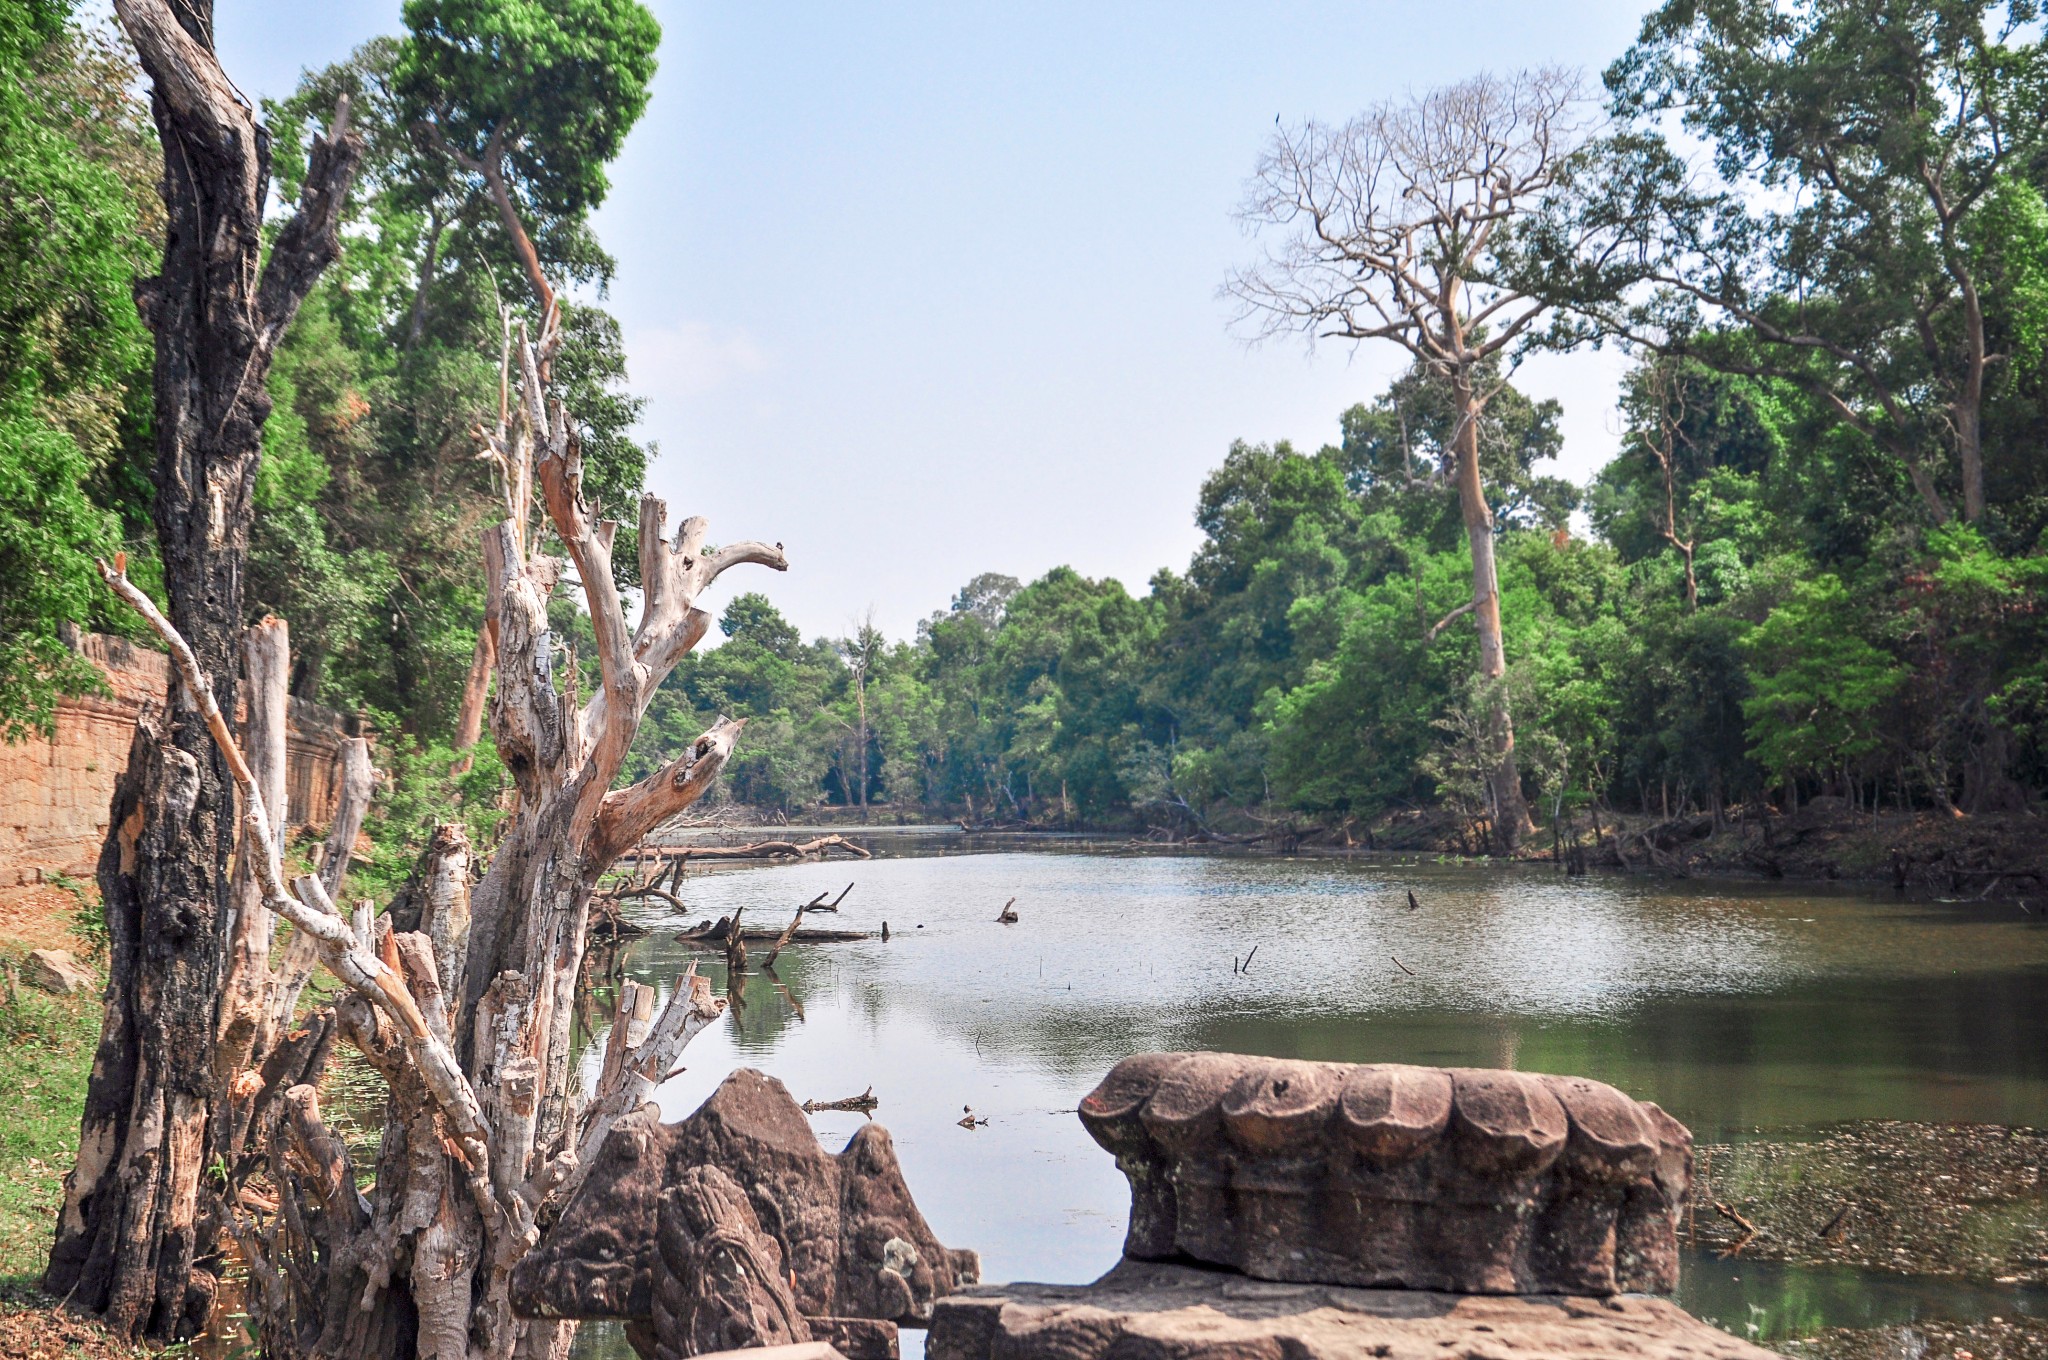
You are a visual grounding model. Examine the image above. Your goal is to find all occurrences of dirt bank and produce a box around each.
[1330,804,2048,901]
[1578,806,2047,902]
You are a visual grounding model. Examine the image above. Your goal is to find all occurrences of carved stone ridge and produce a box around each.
[512,1069,978,1358]
[1079,1054,1691,1296]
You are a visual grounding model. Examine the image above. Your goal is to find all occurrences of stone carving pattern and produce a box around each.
[650,1166,810,1360]
[1078,1053,1691,1296]
[512,1069,977,1358]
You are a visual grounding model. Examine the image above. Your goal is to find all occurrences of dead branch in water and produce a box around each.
[637,834,871,864]
[802,1086,878,1115]
[803,882,855,913]
[725,907,748,977]
[762,906,805,970]
[677,917,870,944]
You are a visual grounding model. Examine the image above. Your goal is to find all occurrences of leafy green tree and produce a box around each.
[398,0,660,310]
[248,32,657,734]
[1340,358,1577,534]
[1741,574,1904,796]
[0,3,157,737]
[1547,0,2048,525]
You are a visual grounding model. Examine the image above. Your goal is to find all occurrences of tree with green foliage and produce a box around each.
[1540,0,2048,526]
[389,0,661,748]
[1741,574,1905,800]
[0,4,157,739]
[399,0,660,314]
[248,25,655,740]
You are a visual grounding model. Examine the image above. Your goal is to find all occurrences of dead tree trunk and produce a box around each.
[1224,74,1584,855]
[455,306,535,761]
[87,300,781,1357]
[45,0,360,1339]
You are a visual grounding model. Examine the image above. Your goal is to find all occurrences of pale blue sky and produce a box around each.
[207,1,1651,641]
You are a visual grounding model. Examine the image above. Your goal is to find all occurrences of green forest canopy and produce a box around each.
[5,0,2046,852]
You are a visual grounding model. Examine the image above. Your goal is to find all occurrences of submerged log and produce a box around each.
[803,883,856,913]
[763,906,806,969]
[679,917,871,945]
[641,834,871,864]
[802,1087,879,1115]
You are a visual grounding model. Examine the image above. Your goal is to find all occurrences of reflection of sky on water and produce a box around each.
[569,853,2048,1356]
[641,853,1805,1023]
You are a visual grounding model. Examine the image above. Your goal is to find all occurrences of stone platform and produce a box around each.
[928,1259,1781,1360]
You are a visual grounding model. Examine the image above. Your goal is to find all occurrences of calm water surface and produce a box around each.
[568,850,2048,1355]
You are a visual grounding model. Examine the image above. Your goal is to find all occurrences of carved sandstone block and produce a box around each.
[513,1068,978,1351]
[1079,1054,1691,1295]
[651,1165,810,1360]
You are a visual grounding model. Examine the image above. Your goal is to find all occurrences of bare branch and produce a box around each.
[1226,67,1590,365]
[569,967,724,1190]
[592,717,747,863]
[95,557,505,1224]
[1425,599,1477,642]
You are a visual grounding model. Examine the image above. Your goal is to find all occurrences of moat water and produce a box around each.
[568,845,2048,1355]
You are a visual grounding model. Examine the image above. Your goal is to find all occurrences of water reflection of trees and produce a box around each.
[586,858,2048,1135]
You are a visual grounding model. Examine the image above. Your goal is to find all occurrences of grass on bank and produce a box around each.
[0,956,99,1287]
[0,947,160,1359]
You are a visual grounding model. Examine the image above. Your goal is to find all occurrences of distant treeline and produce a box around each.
[630,341,2048,834]
[5,0,2047,847]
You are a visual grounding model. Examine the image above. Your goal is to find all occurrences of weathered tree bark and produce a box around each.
[89,298,777,1357]
[216,618,292,1164]
[1450,369,1530,852]
[450,170,547,763]
[45,0,361,1339]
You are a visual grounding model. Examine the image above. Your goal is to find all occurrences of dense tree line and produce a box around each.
[628,343,2041,837]
[4,0,2045,855]
[0,0,651,743]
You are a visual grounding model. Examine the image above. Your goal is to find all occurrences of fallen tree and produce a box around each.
[79,300,783,1358]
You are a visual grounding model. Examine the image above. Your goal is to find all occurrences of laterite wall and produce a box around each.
[0,633,362,885]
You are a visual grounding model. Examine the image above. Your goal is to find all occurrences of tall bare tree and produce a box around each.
[1226,68,1591,851]
[43,0,361,1339]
